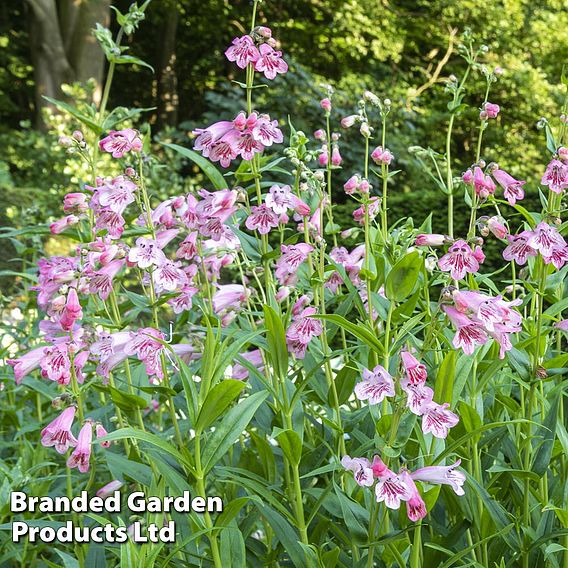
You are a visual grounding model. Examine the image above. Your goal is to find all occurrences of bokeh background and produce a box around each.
[1,0,568,295]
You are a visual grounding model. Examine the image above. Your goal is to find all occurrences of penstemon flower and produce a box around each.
[40,406,78,454]
[354,365,395,405]
[67,422,93,474]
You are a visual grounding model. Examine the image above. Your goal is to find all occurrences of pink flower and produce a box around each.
[541,159,568,194]
[411,459,466,495]
[438,239,484,280]
[208,129,241,167]
[254,43,288,79]
[251,115,283,146]
[168,285,199,314]
[481,102,500,119]
[371,146,394,165]
[153,260,188,294]
[400,470,427,522]
[63,193,88,214]
[492,169,525,205]
[59,288,83,331]
[7,346,45,384]
[225,35,260,69]
[96,176,137,215]
[96,424,111,448]
[527,222,566,258]
[401,351,427,385]
[343,175,360,195]
[353,197,380,225]
[421,402,459,438]
[265,184,292,215]
[96,480,123,498]
[232,349,264,380]
[341,455,374,487]
[341,115,358,128]
[193,121,234,157]
[472,166,495,198]
[401,378,434,415]
[41,406,78,454]
[212,284,247,314]
[50,215,79,235]
[67,422,92,474]
[354,365,395,405]
[443,305,489,355]
[555,319,568,332]
[502,231,538,266]
[543,245,568,270]
[286,307,322,359]
[314,129,326,140]
[274,243,313,283]
[331,145,342,166]
[127,237,167,269]
[415,233,447,246]
[99,129,142,158]
[87,259,124,300]
[246,204,280,234]
[487,216,508,239]
[374,466,412,509]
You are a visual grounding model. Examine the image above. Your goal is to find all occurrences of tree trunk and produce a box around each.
[27,0,110,129]
[156,1,179,130]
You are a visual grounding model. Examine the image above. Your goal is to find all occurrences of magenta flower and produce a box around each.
[41,406,78,454]
[225,35,260,69]
[415,233,447,247]
[212,284,247,314]
[59,288,83,332]
[67,422,93,474]
[331,145,342,166]
[341,115,358,128]
[443,305,489,355]
[374,466,412,509]
[254,43,288,79]
[438,239,484,280]
[421,402,459,438]
[7,346,45,384]
[251,115,283,146]
[50,215,79,235]
[246,204,280,234]
[96,480,123,498]
[274,243,313,283]
[400,470,427,522]
[88,259,125,300]
[401,351,427,385]
[492,169,525,205]
[401,378,434,415]
[472,166,495,198]
[502,231,538,266]
[371,146,394,165]
[232,349,264,380]
[353,197,380,225]
[354,365,395,405]
[265,184,292,215]
[63,193,88,214]
[193,120,234,158]
[411,459,466,496]
[527,222,566,258]
[286,307,322,359]
[168,285,199,314]
[541,159,568,194]
[487,216,508,239]
[96,176,137,214]
[96,424,111,448]
[99,129,142,158]
[127,237,167,269]
[341,455,375,487]
[481,102,500,119]
[320,98,332,112]
[153,260,188,294]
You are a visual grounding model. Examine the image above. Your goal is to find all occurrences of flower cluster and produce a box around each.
[342,454,465,520]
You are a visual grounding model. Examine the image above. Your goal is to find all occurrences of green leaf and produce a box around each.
[110,54,154,72]
[98,428,192,470]
[195,379,246,432]
[434,350,456,404]
[273,428,302,466]
[42,96,102,134]
[106,386,148,412]
[161,142,227,189]
[254,503,307,568]
[201,391,268,474]
[532,390,560,475]
[314,314,384,355]
[385,251,423,302]
[263,305,289,380]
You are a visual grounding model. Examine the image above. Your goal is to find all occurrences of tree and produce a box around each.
[26,0,111,129]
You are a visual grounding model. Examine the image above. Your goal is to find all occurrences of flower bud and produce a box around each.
[320,98,332,112]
